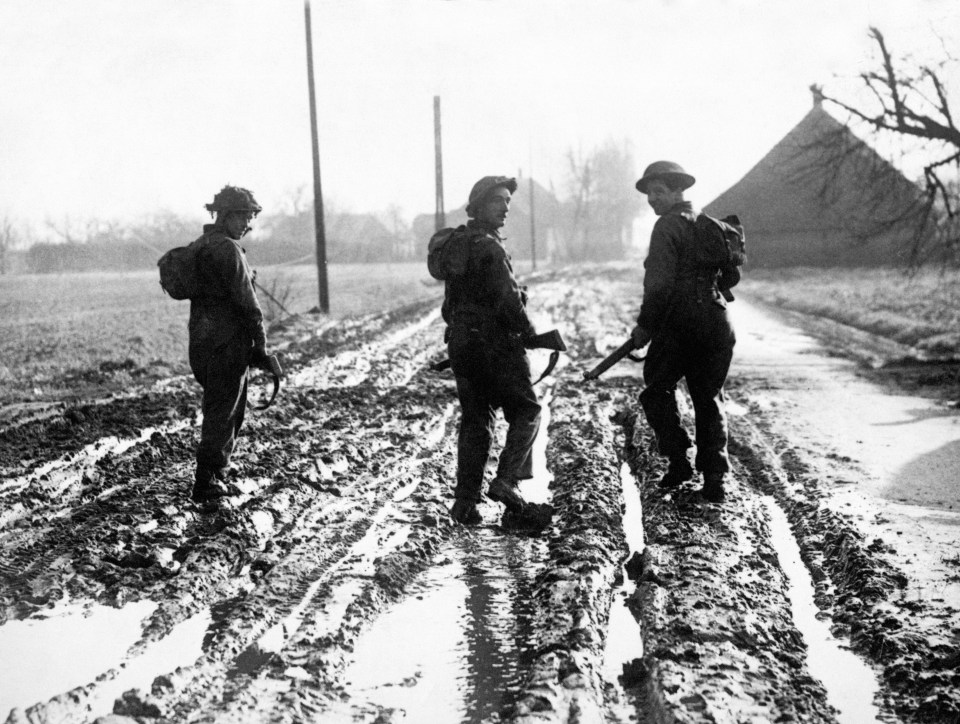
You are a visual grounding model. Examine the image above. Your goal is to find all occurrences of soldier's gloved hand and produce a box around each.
[630,325,652,349]
[250,346,270,369]
[521,324,538,348]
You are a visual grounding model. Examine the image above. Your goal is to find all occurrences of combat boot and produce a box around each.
[658,456,694,488]
[449,499,482,526]
[487,478,527,513]
[191,468,240,503]
[701,473,726,503]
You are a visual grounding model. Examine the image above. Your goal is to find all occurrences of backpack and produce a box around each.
[427,225,471,281]
[693,213,746,301]
[157,242,200,300]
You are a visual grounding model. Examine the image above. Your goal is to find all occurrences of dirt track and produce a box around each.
[1,265,958,723]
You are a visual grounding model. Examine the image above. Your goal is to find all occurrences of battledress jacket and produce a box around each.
[441,222,535,340]
[188,225,266,354]
[637,201,728,335]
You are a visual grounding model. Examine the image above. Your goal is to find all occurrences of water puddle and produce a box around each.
[84,608,210,719]
[0,598,210,719]
[337,533,542,723]
[602,463,646,719]
[762,496,883,724]
[520,387,553,504]
[328,388,554,721]
[0,598,156,716]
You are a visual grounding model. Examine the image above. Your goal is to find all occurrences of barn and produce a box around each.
[704,87,928,268]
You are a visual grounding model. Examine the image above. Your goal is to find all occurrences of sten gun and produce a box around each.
[582,338,646,380]
[430,329,567,384]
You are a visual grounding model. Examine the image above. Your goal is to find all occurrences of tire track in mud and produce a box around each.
[3,268,952,723]
[727,406,960,723]
[1,298,454,721]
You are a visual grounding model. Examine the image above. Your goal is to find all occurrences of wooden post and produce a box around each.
[529,172,537,271]
[434,96,445,232]
[305,0,329,313]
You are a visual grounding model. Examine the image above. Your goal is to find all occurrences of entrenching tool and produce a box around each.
[582,338,647,380]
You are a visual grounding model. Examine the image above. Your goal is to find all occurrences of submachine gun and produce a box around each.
[582,338,646,381]
[430,329,567,384]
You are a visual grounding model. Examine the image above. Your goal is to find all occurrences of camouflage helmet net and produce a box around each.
[204,185,263,216]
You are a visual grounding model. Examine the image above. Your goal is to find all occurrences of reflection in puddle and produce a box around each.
[85,608,210,719]
[602,463,645,719]
[341,533,542,723]
[520,387,553,505]
[0,599,156,715]
[0,599,210,719]
[763,497,883,724]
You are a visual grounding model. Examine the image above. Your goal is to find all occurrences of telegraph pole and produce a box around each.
[304,0,329,313]
[434,96,445,232]
[529,146,537,270]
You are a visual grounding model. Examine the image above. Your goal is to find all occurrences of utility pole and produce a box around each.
[304,0,329,313]
[434,96,445,232]
[529,148,537,271]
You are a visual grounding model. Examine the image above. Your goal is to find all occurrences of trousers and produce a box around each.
[639,299,735,474]
[189,333,250,481]
[448,326,541,502]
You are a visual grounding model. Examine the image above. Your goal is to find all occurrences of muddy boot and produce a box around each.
[449,499,482,526]
[487,478,527,514]
[701,473,726,503]
[659,456,694,488]
[192,468,240,503]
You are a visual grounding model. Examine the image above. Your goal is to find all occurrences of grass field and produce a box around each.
[0,262,444,402]
[739,267,960,356]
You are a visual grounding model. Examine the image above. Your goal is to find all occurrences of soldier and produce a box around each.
[442,176,542,524]
[188,185,279,503]
[631,162,736,503]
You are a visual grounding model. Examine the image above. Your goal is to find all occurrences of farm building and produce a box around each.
[704,87,929,268]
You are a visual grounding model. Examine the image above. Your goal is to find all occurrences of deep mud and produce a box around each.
[1,265,957,723]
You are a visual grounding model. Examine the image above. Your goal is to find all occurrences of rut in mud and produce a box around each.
[1,265,957,724]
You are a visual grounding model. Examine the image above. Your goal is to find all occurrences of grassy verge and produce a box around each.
[739,267,960,356]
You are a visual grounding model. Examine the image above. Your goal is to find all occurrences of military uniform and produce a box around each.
[189,223,266,487]
[637,200,736,477]
[444,219,541,506]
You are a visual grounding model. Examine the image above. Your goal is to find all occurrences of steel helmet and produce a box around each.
[465,176,518,218]
[204,185,263,215]
[635,161,696,193]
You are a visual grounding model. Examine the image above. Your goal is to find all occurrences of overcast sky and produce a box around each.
[1,0,957,236]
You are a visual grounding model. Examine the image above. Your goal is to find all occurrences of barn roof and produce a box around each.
[704,90,923,242]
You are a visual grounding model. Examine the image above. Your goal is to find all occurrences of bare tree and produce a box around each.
[560,139,642,262]
[0,217,16,274]
[819,26,959,266]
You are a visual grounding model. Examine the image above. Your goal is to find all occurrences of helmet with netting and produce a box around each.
[204,185,262,216]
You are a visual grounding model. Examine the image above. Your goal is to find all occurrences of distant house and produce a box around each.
[413,177,561,264]
[704,87,928,268]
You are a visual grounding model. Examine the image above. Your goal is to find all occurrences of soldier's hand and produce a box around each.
[630,325,651,349]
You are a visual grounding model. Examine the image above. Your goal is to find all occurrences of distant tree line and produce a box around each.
[3,138,646,274]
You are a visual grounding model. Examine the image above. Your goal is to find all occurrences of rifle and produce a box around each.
[582,338,646,380]
[430,329,567,384]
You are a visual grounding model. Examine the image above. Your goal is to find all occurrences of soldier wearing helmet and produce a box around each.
[188,184,278,503]
[442,175,541,525]
[630,162,736,503]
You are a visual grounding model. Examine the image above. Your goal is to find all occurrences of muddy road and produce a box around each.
[1,266,957,723]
